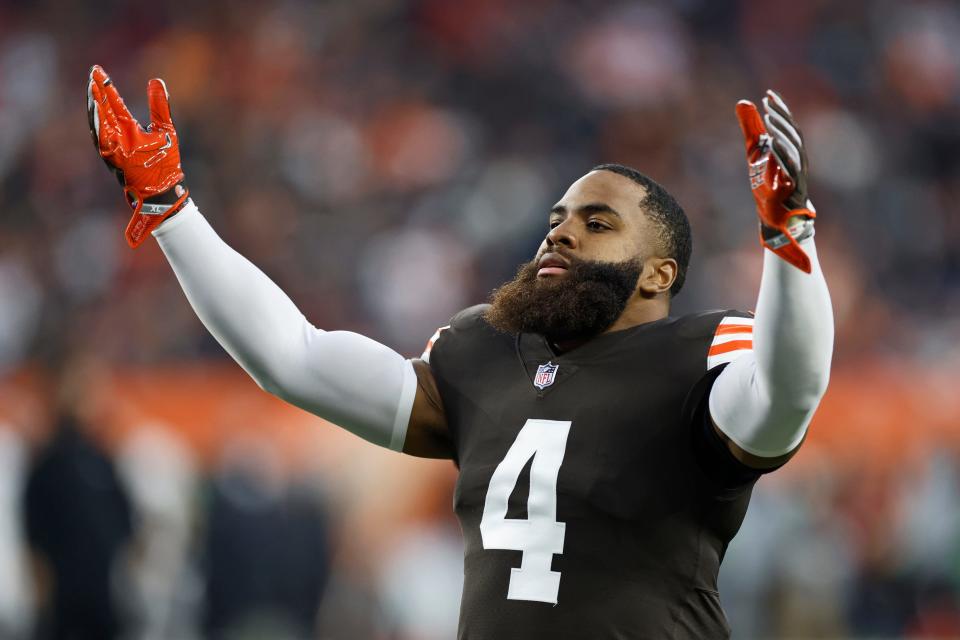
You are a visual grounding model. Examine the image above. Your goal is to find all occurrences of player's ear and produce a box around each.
[638,257,677,297]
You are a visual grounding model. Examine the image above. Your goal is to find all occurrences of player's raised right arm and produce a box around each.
[154,205,423,447]
[87,65,451,458]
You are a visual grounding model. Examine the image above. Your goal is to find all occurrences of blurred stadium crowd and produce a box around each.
[1,0,960,638]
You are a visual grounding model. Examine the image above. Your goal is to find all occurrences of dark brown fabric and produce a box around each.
[430,305,758,639]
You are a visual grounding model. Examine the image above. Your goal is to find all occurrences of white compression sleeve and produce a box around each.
[152,201,417,451]
[709,238,834,457]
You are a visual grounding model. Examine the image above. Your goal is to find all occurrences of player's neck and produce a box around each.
[606,297,670,333]
[551,298,669,353]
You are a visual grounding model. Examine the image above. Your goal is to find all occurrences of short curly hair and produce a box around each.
[591,163,692,297]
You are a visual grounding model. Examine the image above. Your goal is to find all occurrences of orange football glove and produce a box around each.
[87,65,189,248]
[735,90,816,273]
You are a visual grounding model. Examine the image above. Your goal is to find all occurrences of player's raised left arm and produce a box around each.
[709,90,834,468]
[86,65,452,458]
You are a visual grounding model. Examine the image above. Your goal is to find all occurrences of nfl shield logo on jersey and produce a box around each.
[534,362,559,390]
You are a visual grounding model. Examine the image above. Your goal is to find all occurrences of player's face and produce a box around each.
[484,170,669,342]
[536,170,658,278]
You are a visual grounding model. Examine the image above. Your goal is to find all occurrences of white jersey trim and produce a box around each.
[389,360,418,452]
[706,315,754,370]
[421,326,449,363]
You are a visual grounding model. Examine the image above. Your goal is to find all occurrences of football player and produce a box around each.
[88,65,832,639]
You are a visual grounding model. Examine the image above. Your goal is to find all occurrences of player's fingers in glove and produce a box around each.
[88,70,122,157]
[767,89,808,172]
[765,90,810,210]
[91,65,141,141]
[771,137,800,179]
[147,78,174,130]
[763,90,800,137]
[765,89,796,124]
[763,114,800,168]
[87,69,101,145]
[97,69,135,124]
[761,97,801,183]
[735,100,767,158]
[760,141,792,197]
[762,91,805,171]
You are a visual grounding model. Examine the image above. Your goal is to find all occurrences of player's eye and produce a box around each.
[587,220,609,231]
[549,220,561,229]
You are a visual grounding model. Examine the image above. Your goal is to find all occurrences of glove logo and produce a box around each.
[749,157,767,190]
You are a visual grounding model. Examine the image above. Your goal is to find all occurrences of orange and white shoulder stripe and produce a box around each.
[707,316,754,370]
[420,325,449,363]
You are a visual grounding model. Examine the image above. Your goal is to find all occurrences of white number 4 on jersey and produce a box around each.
[479,419,572,604]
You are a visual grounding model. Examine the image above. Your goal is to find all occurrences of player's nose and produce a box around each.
[545,219,578,250]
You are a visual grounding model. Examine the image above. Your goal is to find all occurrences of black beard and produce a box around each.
[484,255,643,342]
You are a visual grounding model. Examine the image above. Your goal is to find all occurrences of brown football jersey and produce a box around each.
[425,304,763,639]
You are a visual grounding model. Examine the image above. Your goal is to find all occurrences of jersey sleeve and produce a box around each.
[690,364,767,491]
[420,325,450,363]
[706,312,755,370]
[680,310,773,490]
[416,305,508,459]
[419,304,491,363]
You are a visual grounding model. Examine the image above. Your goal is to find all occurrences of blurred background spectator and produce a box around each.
[1,0,959,637]
[23,352,133,640]
[202,433,331,640]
